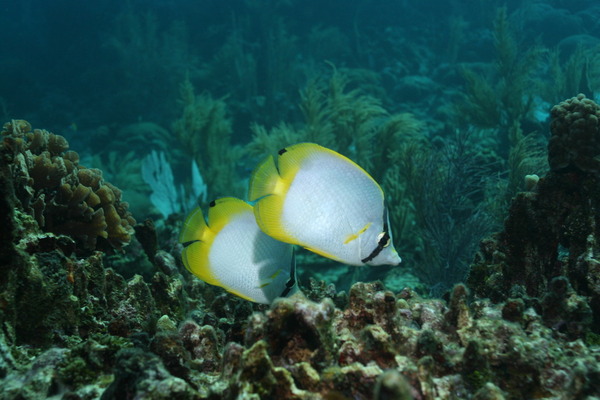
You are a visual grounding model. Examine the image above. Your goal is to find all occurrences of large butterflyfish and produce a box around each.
[248,143,402,266]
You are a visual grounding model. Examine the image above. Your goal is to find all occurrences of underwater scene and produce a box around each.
[1,0,600,398]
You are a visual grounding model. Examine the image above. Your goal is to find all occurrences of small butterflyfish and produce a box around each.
[248,142,402,266]
[179,197,298,304]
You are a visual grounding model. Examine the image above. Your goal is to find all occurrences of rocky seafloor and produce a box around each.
[2,95,600,399]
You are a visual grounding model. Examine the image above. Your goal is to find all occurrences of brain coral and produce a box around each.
[548,93,600,173]
[1,120,135,253]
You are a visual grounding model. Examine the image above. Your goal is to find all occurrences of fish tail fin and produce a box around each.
[248,155,279,202]
[179,206,218,283]
[248,154,294,242]
[179,206,207,244]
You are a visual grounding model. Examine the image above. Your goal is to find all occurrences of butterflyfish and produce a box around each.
[179,197,297,304]
[248,143,402,266]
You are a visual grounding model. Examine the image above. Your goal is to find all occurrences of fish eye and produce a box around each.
[377,232,390,247]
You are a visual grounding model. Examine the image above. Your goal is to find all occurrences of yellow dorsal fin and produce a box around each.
[276,143,319,178]
[207,197,251,231]
[282,142,384,196]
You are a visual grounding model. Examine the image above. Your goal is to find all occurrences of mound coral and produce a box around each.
[468,94,600,337]
[1,120,135,253]
[548,93,600,174]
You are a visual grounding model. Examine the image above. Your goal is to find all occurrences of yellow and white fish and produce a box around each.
[179,197,297,304]
[249,143,402,266]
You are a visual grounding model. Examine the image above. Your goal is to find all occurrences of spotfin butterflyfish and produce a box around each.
[179,197,297,304]
[248,142,402,266]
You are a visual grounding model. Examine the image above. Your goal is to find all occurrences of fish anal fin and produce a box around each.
[226,288,258,303]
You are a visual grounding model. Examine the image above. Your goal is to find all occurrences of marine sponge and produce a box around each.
[1,120,135,252]
[548,93,600,174]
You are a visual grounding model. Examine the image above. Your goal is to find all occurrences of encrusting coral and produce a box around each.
[1,120,135,253]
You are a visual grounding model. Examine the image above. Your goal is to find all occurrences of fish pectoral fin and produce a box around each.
[257,269,283,289]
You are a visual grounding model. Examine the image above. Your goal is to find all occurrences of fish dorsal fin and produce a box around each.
[207,197,252,230]
[284,143,383,193]
[275,143,315,178]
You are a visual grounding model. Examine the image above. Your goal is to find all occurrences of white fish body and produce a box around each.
[179,197,297,304]
[249,143,401,266]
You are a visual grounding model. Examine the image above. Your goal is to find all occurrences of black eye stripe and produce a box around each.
[379,232,390,246]
[361,206,391,264]
[361,233,387,263]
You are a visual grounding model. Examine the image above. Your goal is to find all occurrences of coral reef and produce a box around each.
[3,275,599,399]
[0,120,135,253]
[2,115,600,399]
[468,94,600,337]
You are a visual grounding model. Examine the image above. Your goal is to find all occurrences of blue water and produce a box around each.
[2,0,599,293]
[2,0,597,132]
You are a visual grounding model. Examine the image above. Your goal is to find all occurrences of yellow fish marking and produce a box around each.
[258,269,282,288]
[344,223,372,244]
